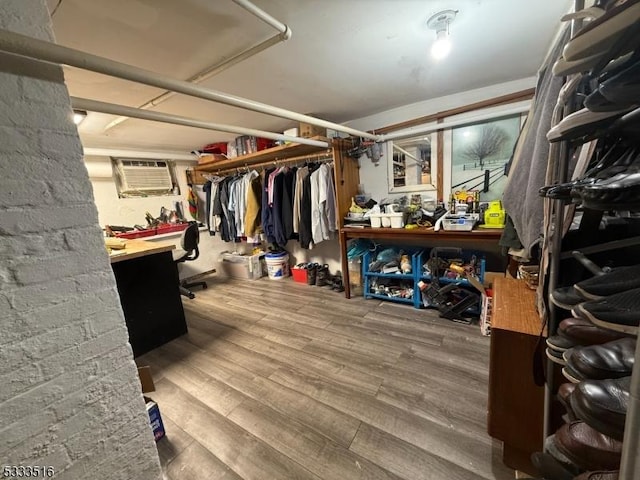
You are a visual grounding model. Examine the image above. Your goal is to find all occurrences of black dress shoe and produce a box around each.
[552,286,587,309]
[574,288,640,333]
[559,317,629,346]
[547,346,568,365]
[547,334,578,352]
[563,338,636,381]
[600,58,640,104]
[578,169,640,210]
[570,376,630,441]
[585,89,638,112]
[574,264,640,300]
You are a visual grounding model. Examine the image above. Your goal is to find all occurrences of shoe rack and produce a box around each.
[541,1,640,478]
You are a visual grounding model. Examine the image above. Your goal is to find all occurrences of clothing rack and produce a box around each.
[207,151,334,176]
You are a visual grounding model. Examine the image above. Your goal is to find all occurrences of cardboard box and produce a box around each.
[299,122,326,139]
[220,252,264,280]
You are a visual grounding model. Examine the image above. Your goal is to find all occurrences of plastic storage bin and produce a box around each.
[220,252,264,280]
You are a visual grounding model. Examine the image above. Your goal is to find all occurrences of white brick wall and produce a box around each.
[0,1,162,478]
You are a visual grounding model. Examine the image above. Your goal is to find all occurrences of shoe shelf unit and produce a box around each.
[363,250,421,308]
[194,137,361,230]
[362,248,485,310]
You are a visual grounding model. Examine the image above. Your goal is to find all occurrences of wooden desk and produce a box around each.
[109,238,175,263]
[487,277,544,476]
[339,226,503,298]
[109,239,187,357]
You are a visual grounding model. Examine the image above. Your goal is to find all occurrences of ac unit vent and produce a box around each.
[115,159,173,194]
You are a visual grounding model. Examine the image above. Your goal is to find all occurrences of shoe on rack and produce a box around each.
[559,317,629,347]
[551,286,587,310]
[574,470,619,480]
[584,89,639,113]
[547,346,568,365]
[573,264,640,300]
[570,376,630,441]
[547,333,579,352]
[555,421,622,471]
[547,107,633,143]
[562,0,640,62]
[563,338,636,382]
[530,451,578,480]
[578,168,640,211]
[600,58,640,104]
[574,289,640,334]
[558,382,579,421]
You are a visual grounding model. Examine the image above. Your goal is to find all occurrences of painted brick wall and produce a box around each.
[0,1,162,479]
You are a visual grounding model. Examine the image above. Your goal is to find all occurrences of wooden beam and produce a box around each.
[374,89,535,135]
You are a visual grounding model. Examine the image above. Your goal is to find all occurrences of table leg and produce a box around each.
[339,230,351,299]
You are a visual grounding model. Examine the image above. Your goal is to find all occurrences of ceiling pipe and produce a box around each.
[0,29,377,140]
[230,0,288,33]
[71,97,331,148]
[104,0,293,133]
[380,104,531,141]
[83,147,197,161]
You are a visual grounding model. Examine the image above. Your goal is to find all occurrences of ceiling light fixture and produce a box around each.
[73,109,87,125]
[427,9,457,60]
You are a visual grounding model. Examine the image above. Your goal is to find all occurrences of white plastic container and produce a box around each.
[265,252,290,279]
[381,214,391,228]
[389,212,404,228]
[369,214,382,228]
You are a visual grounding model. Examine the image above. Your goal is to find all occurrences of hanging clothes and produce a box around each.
[293,166,309,234]
[244,173,262,241]
[311,163,338,244]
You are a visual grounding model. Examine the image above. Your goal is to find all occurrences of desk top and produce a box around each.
[492,277,543,336]
[340,226,503,241]
[109,239,175,264]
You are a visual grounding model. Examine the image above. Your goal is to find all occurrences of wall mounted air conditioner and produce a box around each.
[114,159,173,194]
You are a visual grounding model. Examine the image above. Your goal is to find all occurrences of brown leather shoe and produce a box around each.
[559,317,629,346]
[563,337,636,381]
[574,470,619,480]
[555,421,622,471]
[570,377,630,441]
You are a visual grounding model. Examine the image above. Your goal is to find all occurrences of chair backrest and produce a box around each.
[180,222,200,260]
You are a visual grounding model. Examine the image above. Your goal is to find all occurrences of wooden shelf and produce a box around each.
[195,137,332,172]
[341,226,503,241]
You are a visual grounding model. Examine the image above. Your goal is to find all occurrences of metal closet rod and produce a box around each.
[208,151,334,175]
[0,29,377,141]
[71,97,330,148]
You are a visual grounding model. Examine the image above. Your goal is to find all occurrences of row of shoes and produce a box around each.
[532,264,640,479]
[540,0,640,211]
[301,263,345,292]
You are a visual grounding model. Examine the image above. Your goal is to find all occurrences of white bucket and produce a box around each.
[370,214,382,228]
[265,252,289,280]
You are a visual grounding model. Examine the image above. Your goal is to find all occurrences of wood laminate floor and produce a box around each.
[137,276,514,480]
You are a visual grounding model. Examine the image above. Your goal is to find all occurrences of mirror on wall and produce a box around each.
[387,134,436,193]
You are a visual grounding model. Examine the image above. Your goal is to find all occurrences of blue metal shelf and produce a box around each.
[365,272,414,279]
[365,293,414,304]
[420,275,475,287]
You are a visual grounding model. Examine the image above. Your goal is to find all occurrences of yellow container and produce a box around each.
[484,201,506,228]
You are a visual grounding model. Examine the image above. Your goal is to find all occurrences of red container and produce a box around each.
[116,223,189,239]
[202,142,228,155]
[256,137,275,151]
[291,267,308,284]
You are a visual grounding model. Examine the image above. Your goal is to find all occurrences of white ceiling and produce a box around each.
[48,0,571,152]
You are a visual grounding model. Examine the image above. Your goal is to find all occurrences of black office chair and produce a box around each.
[173,222,207,299]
